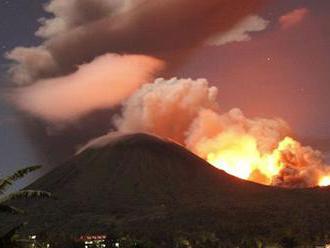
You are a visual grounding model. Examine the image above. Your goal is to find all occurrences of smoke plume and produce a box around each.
[110,78,330,188]
[4,0,267,168]
[279,8,309,30]
[114,78,290,152]
[114,78,219,143]
[6,0,264,84]
[10,54,163,124]
[5,0,327,189]
[207,15,269,46]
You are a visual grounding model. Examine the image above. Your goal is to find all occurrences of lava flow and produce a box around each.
[199,134,330,188]
[114,78,330,188]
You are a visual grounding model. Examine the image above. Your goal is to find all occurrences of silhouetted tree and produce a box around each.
[0,165,53,248]
[0,165,52,214]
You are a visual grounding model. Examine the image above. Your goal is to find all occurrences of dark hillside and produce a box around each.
[2,133,330,246]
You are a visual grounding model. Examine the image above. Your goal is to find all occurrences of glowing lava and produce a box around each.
[197,133,330,187]
[319,176,330,187]
[204,134,284,185]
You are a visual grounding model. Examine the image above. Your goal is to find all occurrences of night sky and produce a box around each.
[0,0,329,182]
[0,0,47,179]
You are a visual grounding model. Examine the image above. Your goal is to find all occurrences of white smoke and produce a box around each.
[114,78,219,143]
[207,15,269,46]
[114,78,290,151]
[6,0,263,85]
[5,46,58,85]
[110,77,329,188]
[10,54,164,124]
[185,108,291,154]
[35,0,136,39]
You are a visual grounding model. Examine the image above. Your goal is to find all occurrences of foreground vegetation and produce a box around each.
[2,135,330,247]
[0,165,52,248]
[0,165,52,214]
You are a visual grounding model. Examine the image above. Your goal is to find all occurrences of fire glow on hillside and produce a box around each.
[113,78,330,188]
[199,135,330,187]
[5,0,330,192]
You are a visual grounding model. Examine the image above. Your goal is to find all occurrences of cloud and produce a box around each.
[35,0,129,39]
[279,8,309,30]
[114,77,290,152]
[5,46,58,85]
[114,77,219,143]
[6,0,264,84]
[92,77,329,188]
[10,54,164,123]
[207,15,269,46]
[3,0,265,167]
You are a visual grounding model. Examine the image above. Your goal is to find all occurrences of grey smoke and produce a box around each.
[4,0,265,168]
[7,0,264,84]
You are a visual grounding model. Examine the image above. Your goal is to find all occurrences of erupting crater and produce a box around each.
[197,134,330,188]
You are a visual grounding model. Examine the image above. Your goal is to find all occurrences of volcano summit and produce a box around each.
[2,133,330,246]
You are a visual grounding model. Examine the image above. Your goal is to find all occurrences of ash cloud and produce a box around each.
[4,0,265,167]
[6,46,57,85]
[6,0,264,84]
[114,78,219,144]
[273,138,328,188]
[207,15,269,46]
[279,8,309,30]
[10,54,163,124]
[6,0,327,189]
[109,78,330,188]
[35,0,125,39]
[114,78,290,152]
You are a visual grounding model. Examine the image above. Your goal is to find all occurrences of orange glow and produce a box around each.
[193,127,330,188]
[319,176,330,187]
[197,133,301,185]
[206,135,266,180]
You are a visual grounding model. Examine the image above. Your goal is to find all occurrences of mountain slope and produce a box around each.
[2,133,330,245]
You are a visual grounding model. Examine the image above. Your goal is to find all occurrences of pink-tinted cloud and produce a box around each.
[10,54,164,124]
[6,0,264,84]
[207,15,269,46]
[279,8,309,30]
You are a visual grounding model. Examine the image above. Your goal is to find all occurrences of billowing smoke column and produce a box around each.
[112,78,330,188]
[5,0,329,188]
[114,78,220,143]
[9,54,164,123]
[7,0,264,85]
[4,0,265,166]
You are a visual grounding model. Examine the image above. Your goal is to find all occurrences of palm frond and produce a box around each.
[0,190,52,203]
[0,204,24,214]
[0,165,42,194]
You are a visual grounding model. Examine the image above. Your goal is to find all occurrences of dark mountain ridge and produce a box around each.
[2,133,330,246]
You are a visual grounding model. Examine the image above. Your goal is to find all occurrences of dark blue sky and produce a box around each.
[0,0,329,181]
[0,0,46,178]
[0,0,45,61]
[179,0,330,139]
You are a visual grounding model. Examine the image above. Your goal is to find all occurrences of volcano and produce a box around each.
[2,133,330,245]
